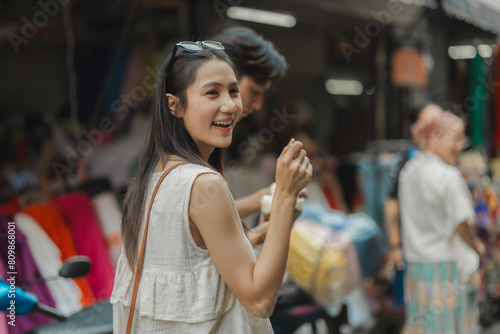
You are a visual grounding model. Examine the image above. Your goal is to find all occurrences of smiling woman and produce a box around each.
[110,40,313,333]
[168,58,242,159]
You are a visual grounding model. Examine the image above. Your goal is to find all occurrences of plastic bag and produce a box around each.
[287,220,350,313]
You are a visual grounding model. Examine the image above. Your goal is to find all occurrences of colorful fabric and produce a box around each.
[90,192,122,268]
[52,192,115,300]
[0,216,56,333]
[404,261,479,334]
[469,53,485,147]
[14,212,82,316]
[24,203,95,307]
[493,42,500,148]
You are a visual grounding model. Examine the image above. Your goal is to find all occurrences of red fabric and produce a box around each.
[323,187,342,211]
[24,203,95,307]
[52,192,115,300]
[351,185,364,213]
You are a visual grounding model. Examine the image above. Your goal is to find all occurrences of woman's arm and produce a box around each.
[384,197,404,270]
[247,218,269,247]
[189,140,312,318]
[234,187,270,219]
[456,221,485,259]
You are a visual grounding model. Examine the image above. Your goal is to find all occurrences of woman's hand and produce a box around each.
[388,247,405,271]
[274,139,313,199]
[475,238,485,261]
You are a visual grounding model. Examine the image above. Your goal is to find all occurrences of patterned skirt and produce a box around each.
[403,261,479,334]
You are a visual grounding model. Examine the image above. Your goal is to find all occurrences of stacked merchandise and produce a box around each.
[460,151,500,326]
[288,203,382,328]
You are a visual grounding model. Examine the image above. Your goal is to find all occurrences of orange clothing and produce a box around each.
[24,203,95,307]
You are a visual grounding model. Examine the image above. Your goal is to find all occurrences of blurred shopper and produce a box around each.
[212,27,290,243]
[385,103,443,271]
[399,112,483,334]
[212,26,288,120]
[383,104,443,332]
[213,27,330,333]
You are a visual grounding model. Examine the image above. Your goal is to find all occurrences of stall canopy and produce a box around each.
[395,0,500,34]
[442,0,500,34]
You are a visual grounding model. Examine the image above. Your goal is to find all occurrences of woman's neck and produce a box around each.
[153,155,186,173]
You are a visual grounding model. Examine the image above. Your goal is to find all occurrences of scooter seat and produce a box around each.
[28,299,113,334]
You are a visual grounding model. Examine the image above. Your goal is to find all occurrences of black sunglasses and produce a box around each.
[165,40,225,77]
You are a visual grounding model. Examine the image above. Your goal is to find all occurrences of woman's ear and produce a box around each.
[166,93,181,117]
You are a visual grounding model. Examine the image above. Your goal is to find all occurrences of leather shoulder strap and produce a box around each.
[126,161,188,333]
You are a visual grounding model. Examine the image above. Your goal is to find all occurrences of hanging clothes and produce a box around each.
[52,192,115,300]
[90,191,122,267]
[469,53,486,147]
[14,212,82,315]
[0,216,56,333]
[467,178,500,302]
[357,153,397,247]
[493,44,500,149]
[23,203,95,307]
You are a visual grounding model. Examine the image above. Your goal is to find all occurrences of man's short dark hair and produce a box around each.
[212,27,288,84]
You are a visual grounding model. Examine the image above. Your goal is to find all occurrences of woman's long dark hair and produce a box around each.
[122,47,237,269]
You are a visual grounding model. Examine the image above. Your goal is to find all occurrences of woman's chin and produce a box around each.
[217,139,232,148]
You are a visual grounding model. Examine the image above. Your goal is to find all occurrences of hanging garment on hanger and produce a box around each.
[90,191,122,268]
[24,203,95,307]
[52,192,115,299]
[493,43,500,149]
[15,212,82,315]
[469,53,485,147]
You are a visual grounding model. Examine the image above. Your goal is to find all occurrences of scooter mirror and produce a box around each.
[59,256,92,279]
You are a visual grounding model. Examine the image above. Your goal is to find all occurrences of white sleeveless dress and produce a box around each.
[110,164,273,333]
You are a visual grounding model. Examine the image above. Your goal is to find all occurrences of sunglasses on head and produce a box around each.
[165,40,225,77]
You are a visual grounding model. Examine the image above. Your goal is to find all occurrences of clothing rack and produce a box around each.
[365,139,410,153]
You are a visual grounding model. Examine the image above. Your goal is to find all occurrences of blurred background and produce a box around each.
[1,0,500,333]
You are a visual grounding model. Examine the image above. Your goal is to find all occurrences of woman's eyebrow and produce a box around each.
[201,81,238,88]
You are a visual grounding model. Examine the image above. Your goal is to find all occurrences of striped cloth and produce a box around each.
[403,261,479,334]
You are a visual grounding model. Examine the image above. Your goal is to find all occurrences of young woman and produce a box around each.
[399,111,483,334]
[110,41,312,333]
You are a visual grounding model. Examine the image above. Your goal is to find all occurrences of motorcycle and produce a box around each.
[0,256,113,334]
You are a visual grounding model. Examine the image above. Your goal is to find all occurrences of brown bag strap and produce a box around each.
[126,162,188,334]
